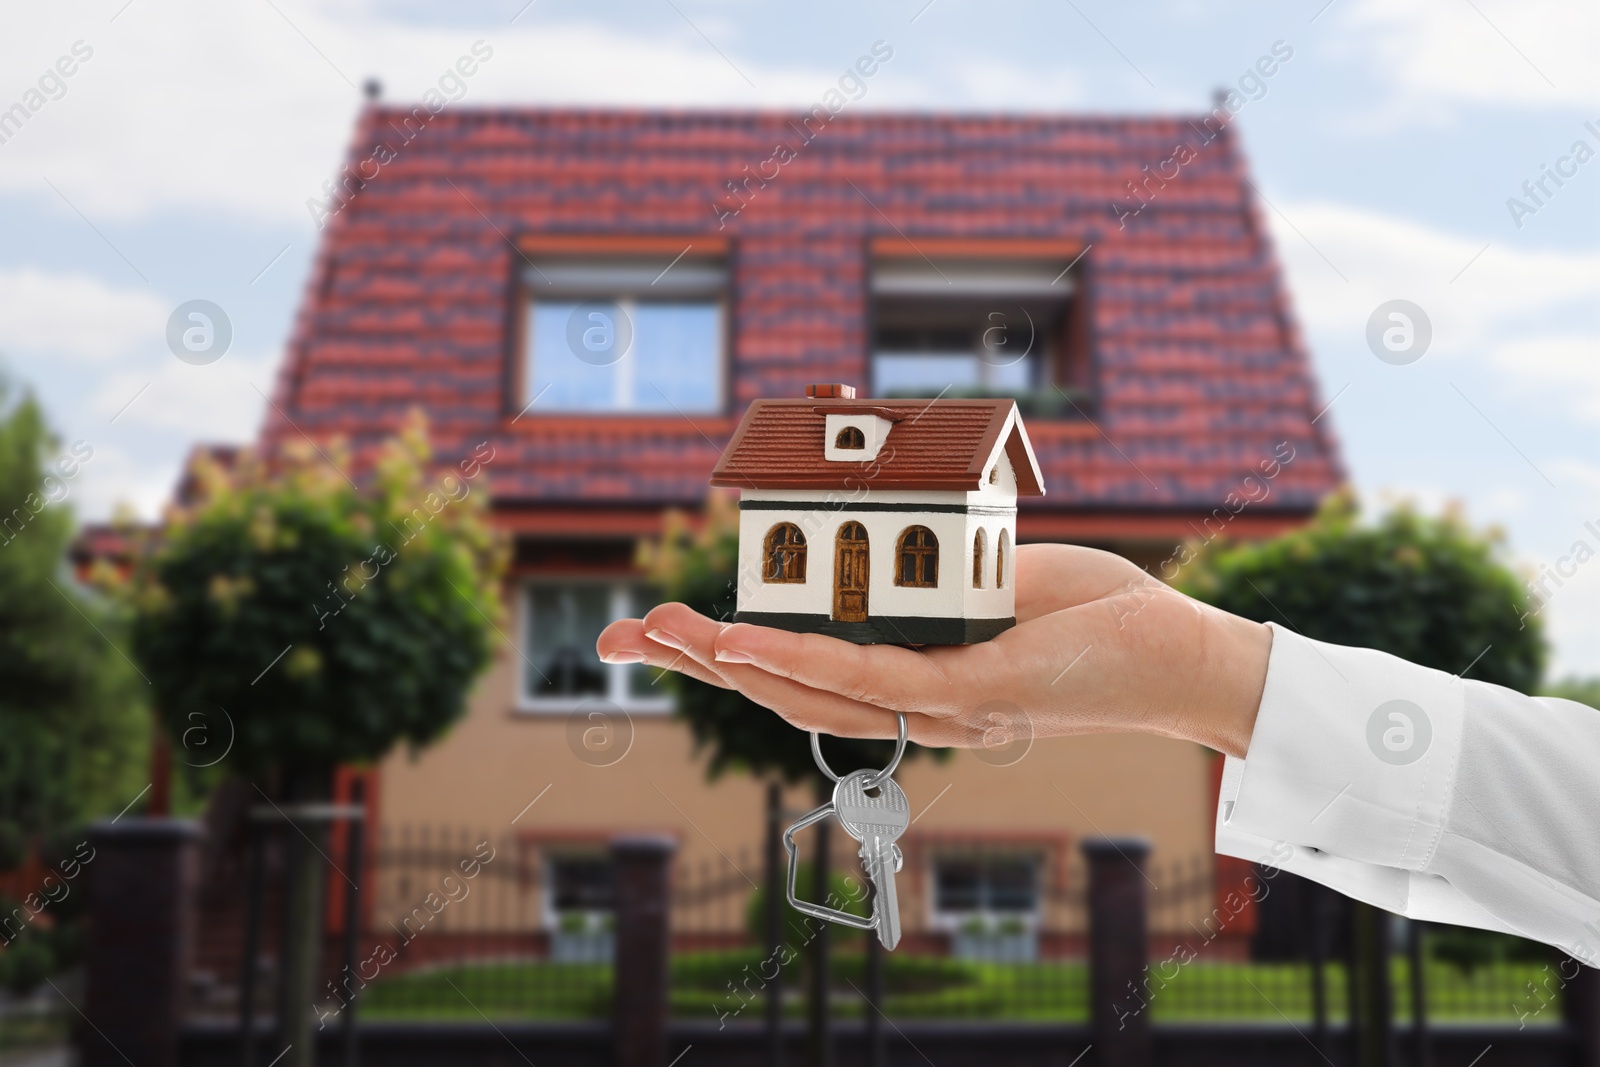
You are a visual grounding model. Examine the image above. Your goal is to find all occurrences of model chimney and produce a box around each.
[805,383,856,399]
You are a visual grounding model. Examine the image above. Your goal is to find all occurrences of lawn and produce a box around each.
[359,951,1560,1026]
[0,1002,68,1052]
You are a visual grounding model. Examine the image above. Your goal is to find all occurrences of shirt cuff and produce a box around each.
[1217,622,1466,878]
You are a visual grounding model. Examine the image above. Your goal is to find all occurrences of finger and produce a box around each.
[638,606,911,739]
[596,617,732,691]
[638,602,730,673]
[711,622,975,717]
[714,663,907,739]
[610,610,973,746]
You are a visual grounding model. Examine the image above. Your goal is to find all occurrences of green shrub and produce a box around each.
[744,861,870,947]
[0,936,55,995]
[1180,491,1544,689]
[128,414,504,784]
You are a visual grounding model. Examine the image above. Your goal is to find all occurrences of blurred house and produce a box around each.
[169,105,1348,953]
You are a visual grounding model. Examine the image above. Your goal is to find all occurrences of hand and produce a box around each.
[596,544,1272,759]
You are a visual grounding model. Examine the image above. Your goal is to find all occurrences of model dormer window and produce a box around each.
[823,413,893,461]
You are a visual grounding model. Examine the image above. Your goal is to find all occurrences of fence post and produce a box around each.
[1083,837,1151,1067]
[1350,901,1395,1067]
[82,818,202,1067]
[808,803,833,1067]
[763,782,785,1067]
[1565,962,1600,1067]
[612,834,677,1067]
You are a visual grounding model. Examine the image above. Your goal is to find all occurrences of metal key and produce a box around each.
[833,768,910,950]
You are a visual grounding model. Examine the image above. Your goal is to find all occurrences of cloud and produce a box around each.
[66,441,178,527]
[0,2,897,224]
[1337,0,1600,110]
[1490,336,1600,420]
[0,267,165,361]
[88,350,280,439]
[1262,200,1600,400]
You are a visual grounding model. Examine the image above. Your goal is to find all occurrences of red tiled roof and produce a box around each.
[259,107,1344,519]
[711,398,1044,494]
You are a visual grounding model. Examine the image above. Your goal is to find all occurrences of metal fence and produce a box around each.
[312,821,1557,1033]
[63,809,1585,1067]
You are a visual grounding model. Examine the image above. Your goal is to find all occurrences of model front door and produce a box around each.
[833,522,869,622]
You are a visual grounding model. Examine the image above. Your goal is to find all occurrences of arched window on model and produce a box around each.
[835,426,866,450]
[763,523,807,583]
[896,526,939,588]
[997,529,1010,588]
[972,529,987,588]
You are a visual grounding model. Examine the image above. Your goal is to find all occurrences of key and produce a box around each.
[833,768,911,950]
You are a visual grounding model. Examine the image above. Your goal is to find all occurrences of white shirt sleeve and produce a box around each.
[1216,622,1600,965]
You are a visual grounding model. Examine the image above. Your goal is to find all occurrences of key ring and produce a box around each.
[809,712,907,788]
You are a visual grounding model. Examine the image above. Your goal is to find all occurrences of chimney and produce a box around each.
[805,383,856,399]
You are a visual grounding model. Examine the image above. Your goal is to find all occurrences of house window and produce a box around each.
[835,426,866,450]
[524,256,725,414]
[545,852,615,958]
[997,529,1010,589]
[763,523,807,583]
[871,254,1085,414]
[896,526,939,588]
[548,854,615,914]
[972,530,986,588]
[521,582,668,711]
[933,855,1040,919]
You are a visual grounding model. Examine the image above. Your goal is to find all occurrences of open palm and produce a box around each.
[597,544,1270,758]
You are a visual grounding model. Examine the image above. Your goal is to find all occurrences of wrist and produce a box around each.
[1185,608,1273,759]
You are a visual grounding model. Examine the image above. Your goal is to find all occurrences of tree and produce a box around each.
[128,413,504,1067]
[130,415,504,786]
[1179,490,1544,692]
[0,374,147,990]
[640,491,936,786]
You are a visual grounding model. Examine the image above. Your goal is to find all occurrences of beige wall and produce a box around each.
[377,595,1220,934]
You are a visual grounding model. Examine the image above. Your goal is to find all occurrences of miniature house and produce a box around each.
[710,384,1045,645]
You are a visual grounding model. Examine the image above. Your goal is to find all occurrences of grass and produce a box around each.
[0,1004,69,1051]
[359,952,1561,1027]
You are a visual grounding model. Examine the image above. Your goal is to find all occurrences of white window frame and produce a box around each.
[515,578,672,715]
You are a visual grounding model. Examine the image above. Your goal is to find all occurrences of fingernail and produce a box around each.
[646,628,686,651]
[714,647,756,664]
[601,651,646,665]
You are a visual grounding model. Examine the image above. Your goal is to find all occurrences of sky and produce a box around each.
[2,0,1598,676]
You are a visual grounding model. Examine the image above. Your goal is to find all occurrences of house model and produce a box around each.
[710,384,1044,645]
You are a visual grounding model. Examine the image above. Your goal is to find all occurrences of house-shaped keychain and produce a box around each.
[711,384,1045,645]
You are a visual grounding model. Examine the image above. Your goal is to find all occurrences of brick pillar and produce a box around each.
[82,819,201,1067]
[1084,837,1152,1067]
[612,835,677,1067]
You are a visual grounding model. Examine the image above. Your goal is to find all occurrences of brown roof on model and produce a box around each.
[710,386,1045,495]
